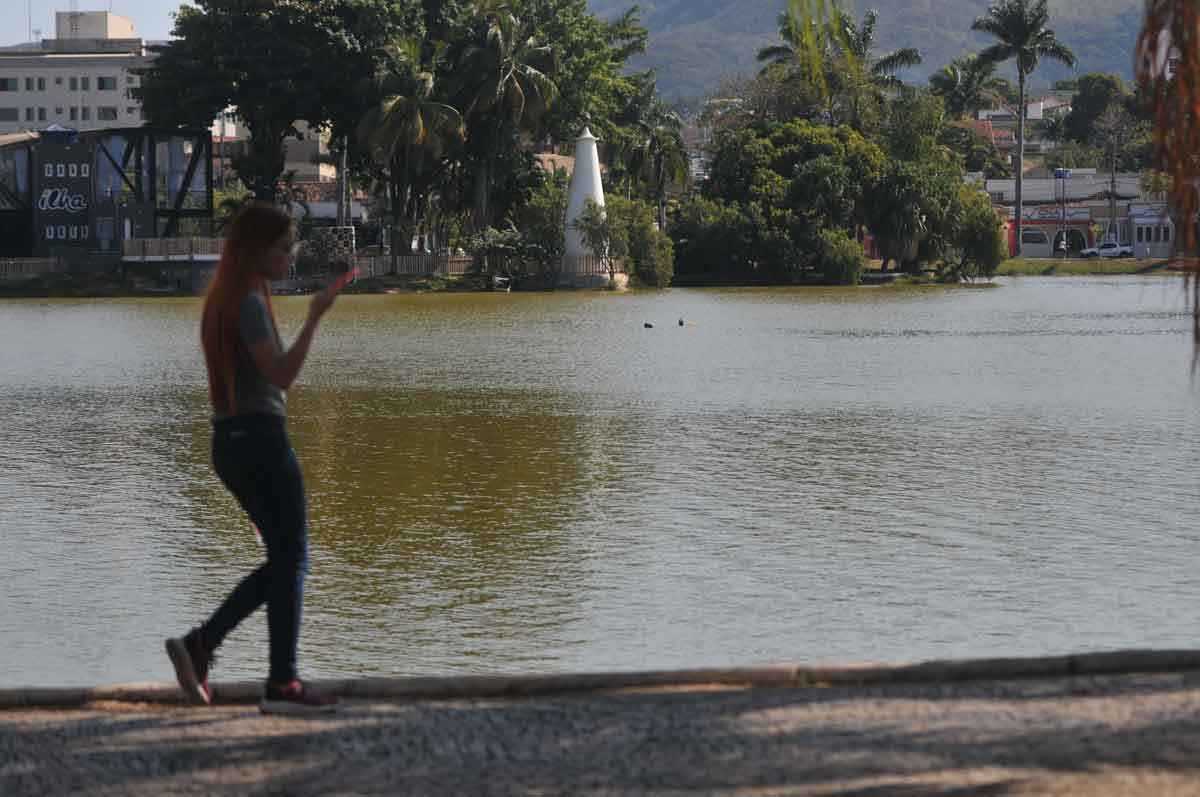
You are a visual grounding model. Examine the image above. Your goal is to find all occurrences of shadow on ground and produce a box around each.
[5,672,1200,795]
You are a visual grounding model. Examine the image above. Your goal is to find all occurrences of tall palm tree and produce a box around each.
[833,9,921,130]
[973,0,1076,256]
[456,1,558,229]
[626,103,689,232]
[836,9,922,90]
[929,55,1008,119]
[358,40,464,270]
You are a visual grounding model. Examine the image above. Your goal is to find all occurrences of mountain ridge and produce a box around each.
[587,0,1144,100]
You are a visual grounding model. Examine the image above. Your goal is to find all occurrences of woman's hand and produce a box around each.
[307,284,338,323]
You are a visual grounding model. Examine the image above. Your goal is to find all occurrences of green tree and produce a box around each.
[1043,140,1101,170]
[358,39,465,270]
[1062,73,1128,143]
[939,124,1012,178]
[929,55,1008,119]
[454,1,558,229]
[952,185,1007,280]
[864,159,961,272]
[138,0,408,201]
[835,9,923,91]
[972,0,1076,256]
[818,228,865,285]
[623,101,689,232]
[513,167,569,284]
[577,198,628,283]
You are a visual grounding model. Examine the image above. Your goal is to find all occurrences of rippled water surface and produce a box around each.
[4,276,1200,687]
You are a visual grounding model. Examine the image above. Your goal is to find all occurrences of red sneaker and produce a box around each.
[165,628,214,705]
[260,680,339,716]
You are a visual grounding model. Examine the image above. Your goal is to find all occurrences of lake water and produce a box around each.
[4,276,1200,688]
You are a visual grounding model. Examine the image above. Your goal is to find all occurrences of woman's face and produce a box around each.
[262,230,297,281]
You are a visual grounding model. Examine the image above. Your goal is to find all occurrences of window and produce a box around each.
[1164,226,1172,242]
[68,164,77,178]
[38,108,45,121]
[81,164,89,178]
[98,77,117,91]
[69,77,77,91]
[45,226,55,240]
[1021,230,1049,244]
[1137,227,1144,243]
[55,107,62,115]
[81,107,90,121]
[69,107,77,121]
[0,108,18,121]
[988,191,1005,203]
[24,108,33,121]
[43,164,52,178]
[0,79,17,92]
[37,78,45,91]
[56,164,64,177]
[57,225,66,240]
[24,78,33,91]
[54,77,62,86]
[1154,226,1162,242]
[80,77,89,91]
[125,107,137,116]
[97,107,118,121]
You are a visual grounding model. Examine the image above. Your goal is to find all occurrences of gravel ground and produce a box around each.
[5,671,1200,795]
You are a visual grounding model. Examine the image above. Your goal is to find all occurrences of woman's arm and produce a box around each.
[246,287,337,390]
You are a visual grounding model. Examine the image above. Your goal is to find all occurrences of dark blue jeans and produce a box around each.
[201,413,308,684]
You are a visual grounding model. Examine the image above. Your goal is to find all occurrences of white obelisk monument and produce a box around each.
[562,126,607,286]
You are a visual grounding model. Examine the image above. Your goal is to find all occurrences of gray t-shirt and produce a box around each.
[217,292,286,418]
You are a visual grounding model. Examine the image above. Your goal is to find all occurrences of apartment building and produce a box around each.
[0,12,151,134]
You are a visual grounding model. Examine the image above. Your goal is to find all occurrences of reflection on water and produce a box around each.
[3,278,1200,687]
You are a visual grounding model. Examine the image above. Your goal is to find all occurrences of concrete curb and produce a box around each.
[4,649,1200,710]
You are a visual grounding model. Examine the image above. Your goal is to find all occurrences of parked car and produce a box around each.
[1080,241,1134,258]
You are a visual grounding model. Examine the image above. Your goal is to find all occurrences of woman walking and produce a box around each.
[166,203,342,715]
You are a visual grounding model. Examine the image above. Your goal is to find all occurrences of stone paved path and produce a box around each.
[5,671,1200,795]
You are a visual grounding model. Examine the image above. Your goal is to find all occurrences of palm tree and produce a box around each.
[756,11,823,75]
[836,9,922,90]
[973,0,1076,256]
[760,6,920,129]
[456,1,558,229]
[929,55,1008,119]
[833,9,921,130]
[626,104,689,232]
[358,40,464,271]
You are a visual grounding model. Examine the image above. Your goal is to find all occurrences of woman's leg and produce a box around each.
[258,443,309,685]
[197,420,308,683]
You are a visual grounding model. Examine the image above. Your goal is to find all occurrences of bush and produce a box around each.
[818,229,865,285]
[954,187,1007,280]
[578,197,675,287]
[632,223,675,287]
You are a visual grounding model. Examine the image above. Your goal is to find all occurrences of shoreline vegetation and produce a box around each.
[0,260,1177,299]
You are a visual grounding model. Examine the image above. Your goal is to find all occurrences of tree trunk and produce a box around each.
[1014,73,1026,257]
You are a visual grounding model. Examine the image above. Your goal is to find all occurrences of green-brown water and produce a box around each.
[4,277,1200,687]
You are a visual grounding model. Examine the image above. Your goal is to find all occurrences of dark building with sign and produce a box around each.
[0,126,212,262]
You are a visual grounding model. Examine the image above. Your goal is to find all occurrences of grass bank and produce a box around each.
[996,258,1172,276]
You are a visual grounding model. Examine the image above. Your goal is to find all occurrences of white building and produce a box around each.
[0,12,150,133]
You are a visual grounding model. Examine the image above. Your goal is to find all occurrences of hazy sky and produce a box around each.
[3,1,180,46]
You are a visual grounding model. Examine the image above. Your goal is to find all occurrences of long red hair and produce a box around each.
[201,202,293,415]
